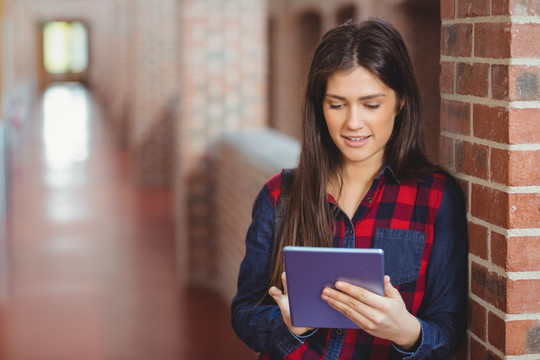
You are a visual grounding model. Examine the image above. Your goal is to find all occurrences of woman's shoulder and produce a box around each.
[263,168,296,207]
[415,169,466,211]
[400,168,464,201]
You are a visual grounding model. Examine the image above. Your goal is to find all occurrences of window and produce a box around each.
[43,21,88,75]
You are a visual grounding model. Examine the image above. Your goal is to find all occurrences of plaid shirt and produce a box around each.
[231,166,468,359]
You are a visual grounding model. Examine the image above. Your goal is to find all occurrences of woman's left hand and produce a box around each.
[321,275,421,350]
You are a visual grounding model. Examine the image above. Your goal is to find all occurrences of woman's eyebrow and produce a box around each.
[325,93,386,101]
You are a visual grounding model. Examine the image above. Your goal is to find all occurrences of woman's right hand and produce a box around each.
[269,272,315,336]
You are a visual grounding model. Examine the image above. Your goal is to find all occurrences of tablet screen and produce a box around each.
[283,246,384,329]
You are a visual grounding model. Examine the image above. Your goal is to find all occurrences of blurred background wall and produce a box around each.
[1,0,539,359]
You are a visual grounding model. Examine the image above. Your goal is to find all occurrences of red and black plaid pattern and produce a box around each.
[263,170,446,360]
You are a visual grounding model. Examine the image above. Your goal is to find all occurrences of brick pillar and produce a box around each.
[131,0,177,185]
[177,0,268,285]
[440,0,540,358]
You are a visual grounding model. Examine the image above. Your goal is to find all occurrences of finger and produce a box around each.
[334,281,382,308]
[269,285,283,298]
[383,276,402,301]
[281,272,288,295]
[322,287,371,312]
[322,288,374,330]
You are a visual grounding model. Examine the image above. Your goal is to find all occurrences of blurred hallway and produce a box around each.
[0,83,254,360]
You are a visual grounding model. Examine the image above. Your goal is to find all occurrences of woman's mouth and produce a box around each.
[343,135,370,147]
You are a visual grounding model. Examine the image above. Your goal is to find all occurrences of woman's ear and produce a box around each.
[395,98,405,116]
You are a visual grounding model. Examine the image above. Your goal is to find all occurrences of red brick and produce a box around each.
[470,337,488,359]
[490,148,508,185]
[473,105,509,143]
[508,0,540,16]
[511,23,540,58]
[490,149,540,186]
[475,23,511,58]
[509,65,540,101]
[510,236,540,271]
[441,24,473,57]
[468,222,489,260]
[488,312,506,352]
[471,184,508,227]
[492,65,509,100]
[508,192,540,228]
[492,0,511,15]
[508,279,540,314]
[455,140,489,179]
[440,61,455,94]
[457,0,491,17]
[470,298,487,340]
[456,62,489,97]
[491,231,507,269]
[439,135,455,170]
[509,108,540,144]
[507,320,540,355]
[509,150,540,186]
[471,262,507,311]
[441,99,470,135]
[441,0,456,19]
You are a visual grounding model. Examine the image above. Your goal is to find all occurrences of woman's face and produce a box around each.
[323,66,399,171]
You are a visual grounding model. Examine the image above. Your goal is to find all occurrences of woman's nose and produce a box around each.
[346,106,364,129]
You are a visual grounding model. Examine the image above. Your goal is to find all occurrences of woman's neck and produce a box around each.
[341,155,384,186]
[327,160,383,219]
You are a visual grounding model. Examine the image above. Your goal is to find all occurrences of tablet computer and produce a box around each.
[283,246,385,329]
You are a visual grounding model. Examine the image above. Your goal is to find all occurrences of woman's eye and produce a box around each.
[330,104,344,110]
[365,104,380,110]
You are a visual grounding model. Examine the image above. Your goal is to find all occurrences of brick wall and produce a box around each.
[440,0,540,358]
[129,0,177,186]
[176,0,268,285]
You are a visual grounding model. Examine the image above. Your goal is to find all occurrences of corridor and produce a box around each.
[0,83,254,360]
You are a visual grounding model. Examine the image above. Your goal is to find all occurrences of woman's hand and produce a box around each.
[321,275,421,350]
[269,272,315,336]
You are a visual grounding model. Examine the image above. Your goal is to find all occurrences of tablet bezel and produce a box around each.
[283,246,385,329]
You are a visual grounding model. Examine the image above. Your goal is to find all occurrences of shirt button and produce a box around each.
[336,328,344,335]
[367,197,373,203]
[346,229,352,236]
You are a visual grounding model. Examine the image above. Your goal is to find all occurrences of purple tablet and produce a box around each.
[283,246,385,329]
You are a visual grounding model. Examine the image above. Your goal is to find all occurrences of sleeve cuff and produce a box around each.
[288,327,319,340]
[392,318,428,359]
[273,317,306,356]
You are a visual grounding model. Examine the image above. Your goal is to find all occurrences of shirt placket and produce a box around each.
[323,328,346,360]
[324,175,383,359]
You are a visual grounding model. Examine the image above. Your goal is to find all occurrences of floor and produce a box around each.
[0,83,256,360]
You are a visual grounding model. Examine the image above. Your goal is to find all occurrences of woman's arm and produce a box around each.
[230,184,305,356]
[401,176,469,359]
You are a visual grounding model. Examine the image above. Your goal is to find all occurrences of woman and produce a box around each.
[231,18,468,359]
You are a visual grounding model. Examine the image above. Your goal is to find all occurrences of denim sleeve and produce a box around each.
[395,177,469,359]
[230,185,304,356]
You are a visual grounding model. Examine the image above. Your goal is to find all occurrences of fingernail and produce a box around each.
[323,288,331,295]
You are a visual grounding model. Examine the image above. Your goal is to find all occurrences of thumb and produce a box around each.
[269,286,285,305]
[384,275,401,300]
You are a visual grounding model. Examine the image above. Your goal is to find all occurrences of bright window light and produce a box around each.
[43,21,88,74]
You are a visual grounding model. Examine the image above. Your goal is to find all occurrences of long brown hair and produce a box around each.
[269,18,438,289]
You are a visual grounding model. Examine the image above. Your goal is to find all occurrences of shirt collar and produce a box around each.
[377,163,400,184]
